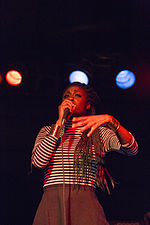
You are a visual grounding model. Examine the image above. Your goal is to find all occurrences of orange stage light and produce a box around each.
[6,70,22,86]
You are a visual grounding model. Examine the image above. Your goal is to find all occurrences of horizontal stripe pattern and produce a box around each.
[32,119,138,188]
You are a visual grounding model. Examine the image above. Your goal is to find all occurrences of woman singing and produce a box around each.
[31,82,138,225]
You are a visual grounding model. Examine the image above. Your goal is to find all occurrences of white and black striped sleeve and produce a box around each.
[32,126,58,169]
[99,126,138,155]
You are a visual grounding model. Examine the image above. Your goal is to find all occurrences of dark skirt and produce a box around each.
[32,184,109,225]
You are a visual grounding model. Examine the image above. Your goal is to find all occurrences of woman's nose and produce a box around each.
[68,96,74,101]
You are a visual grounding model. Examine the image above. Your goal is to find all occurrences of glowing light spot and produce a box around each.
[6,70,22,86]
[0,74,2,84]
[116,70,135,89]
[69,70,89,85]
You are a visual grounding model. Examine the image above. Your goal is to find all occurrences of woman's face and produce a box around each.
[63,85,90,116]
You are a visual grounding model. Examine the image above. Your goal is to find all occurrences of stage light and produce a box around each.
[0,74,2,84]
[6,70,22,86]
[69,70,89,85]
[116,70,135,89]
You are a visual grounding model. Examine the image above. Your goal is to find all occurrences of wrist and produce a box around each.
[49,123,61,138]
[56,119,62,126]
[107,117,120,132]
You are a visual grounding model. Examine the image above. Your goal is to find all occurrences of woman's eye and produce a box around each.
[75,94,81,97]
[63,94,69,99]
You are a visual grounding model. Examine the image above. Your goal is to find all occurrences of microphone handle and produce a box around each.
[61,108,70,126]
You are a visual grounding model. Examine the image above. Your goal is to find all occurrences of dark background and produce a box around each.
[0,1,150,225]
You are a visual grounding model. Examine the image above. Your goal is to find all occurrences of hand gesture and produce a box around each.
[72,114,112,136]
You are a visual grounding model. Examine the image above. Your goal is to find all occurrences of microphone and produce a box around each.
[61,108,70,125]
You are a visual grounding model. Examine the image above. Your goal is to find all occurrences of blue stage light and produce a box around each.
[116,70,135,89]
[69,70,89,85]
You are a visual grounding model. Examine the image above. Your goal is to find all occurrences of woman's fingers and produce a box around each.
[58,100,76,122]
[72,120,87,128]
[87,124,99,137]
[72,116,88,122]
[72,115,112,136]
[72,115,109,135]
[59,100,76,113]
[61,100,74,109]
[80,121,100,135]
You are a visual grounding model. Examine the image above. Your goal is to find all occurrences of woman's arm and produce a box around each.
[32,98,76,169]
[72,115,138,151]
[31,126,59,169]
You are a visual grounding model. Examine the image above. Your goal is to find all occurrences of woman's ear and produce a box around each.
[86,103,91,110]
